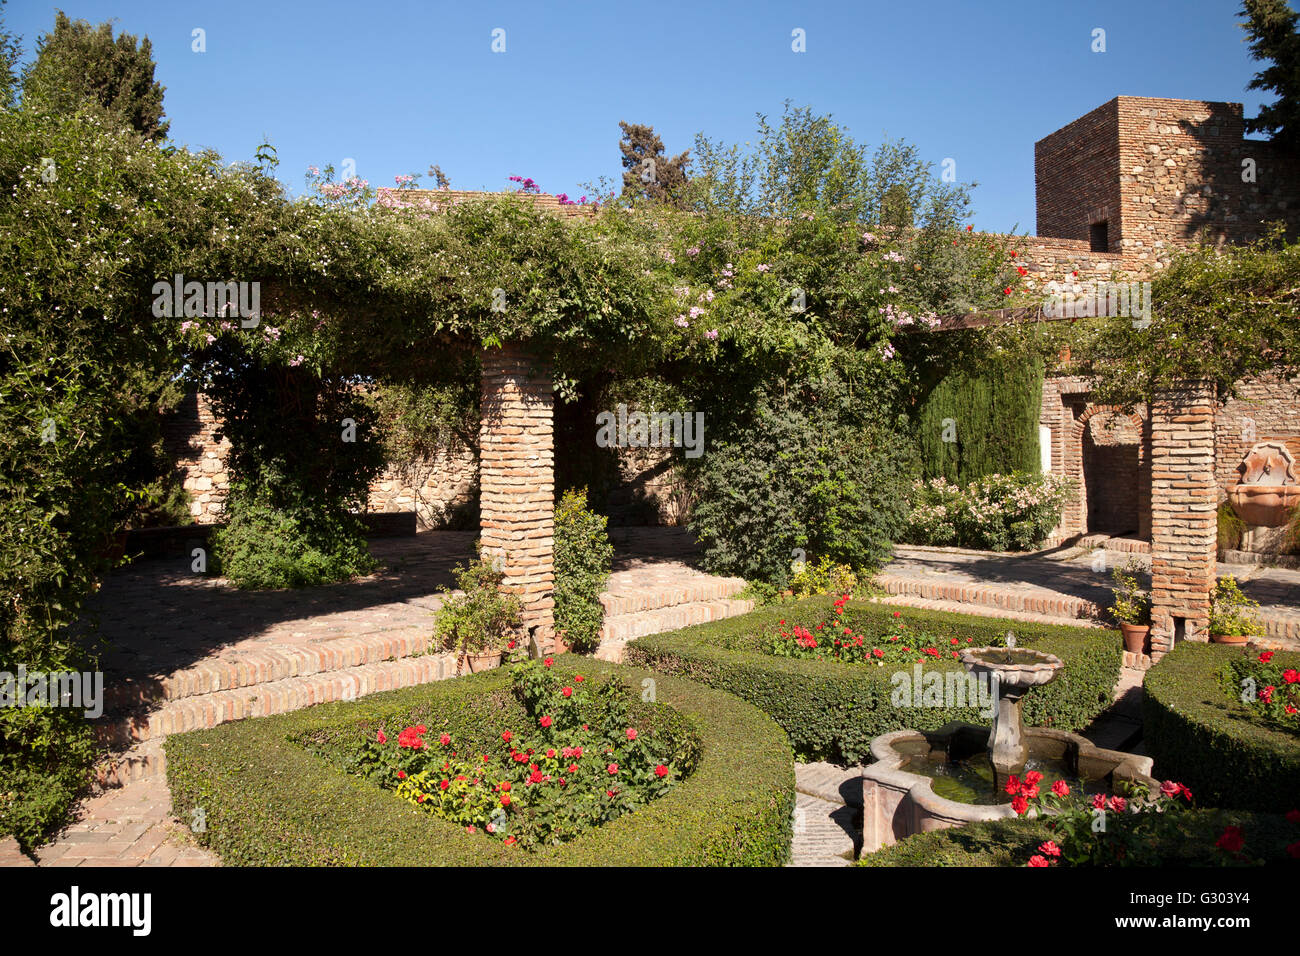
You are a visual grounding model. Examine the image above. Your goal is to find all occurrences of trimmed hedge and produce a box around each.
[165,658,794,866]
[1143,642,1300,813]
[859,810,1297,867]
[625,596,1121,764]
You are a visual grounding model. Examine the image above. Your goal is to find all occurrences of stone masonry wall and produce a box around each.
[479,344,555,649]
[161,392,231,523]
[1213,374,1300,502]
[1036,98,1124,251]
[1148,382,1218,657]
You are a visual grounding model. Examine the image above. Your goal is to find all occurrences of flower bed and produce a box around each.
[858,808,1300,867]
[165,658,794,866]
[626,596,1120,764]
[1143,642,1300,813]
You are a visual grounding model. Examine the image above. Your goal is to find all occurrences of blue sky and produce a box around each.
[5,0,1278,233]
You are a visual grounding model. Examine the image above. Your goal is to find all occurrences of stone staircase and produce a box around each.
[593,565,753,662]
[92,563,755,789]
[873,574,1103,629]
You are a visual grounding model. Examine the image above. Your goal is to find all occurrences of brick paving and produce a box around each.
[12,527,754,868]
[877,543,1300,647]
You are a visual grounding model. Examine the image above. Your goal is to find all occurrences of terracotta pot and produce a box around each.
[1227,484,1300,528]
[1118,622,1149,655]
[461,650,503,673]
[1210,633,1249,646]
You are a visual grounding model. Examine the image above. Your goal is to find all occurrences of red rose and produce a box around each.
[396,770,406,779]
[892,611,901,618]
[1012,795,1028,815]
[1038,841,1061,857]
[562,687,573,697]
[607,763,619,775]
[1051,780,1070,798]
[540,715,553,728]
[575,675,585,683]
[1215,826,1245,853]
[1108,795,1127,813]
[543,657,554,668]
[1004,774,1021,795]
[1160,780,1182,799]
[439,733,451,746]
[439,779,449,791]
[1027,854,1049,867]
[626,728,638,741]
[501,731,513,743]
[655,765,669,778]
[376,729,387,744]
[504,835,517,846]
[1092,794,1107,810]
[1260,651,1275,663]
[500,795,511,807]
[1024,771,1043,786]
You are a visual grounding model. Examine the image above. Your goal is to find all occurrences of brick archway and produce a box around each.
[1069,404,1151,539]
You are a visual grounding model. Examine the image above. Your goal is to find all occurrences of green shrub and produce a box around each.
[904,472,1073,552]
[553,489,614,652]
[690,391,914,589]
[210,486,377,589]
[859,809,1299,867]
[626,596,1120,764]
[1143,642,1300,812]
[433,550,522,656]
[165,658,794,866]
[1218,502,1247,552]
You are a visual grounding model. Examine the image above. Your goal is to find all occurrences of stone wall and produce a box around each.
[367,448,478,529]
[161,392,231,524]
[1037,96,1300,271]
[1213,374,1300,501]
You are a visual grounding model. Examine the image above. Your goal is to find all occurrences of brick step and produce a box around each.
[103,631,437,712]
[96,651,467,747]
[874,575,1102,623]
[599,575,748,616]
[873,592,1104,630]
[594,597,756,663]
[92,740,167,789]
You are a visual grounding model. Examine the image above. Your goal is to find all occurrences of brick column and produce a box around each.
[1148,381,1217,659]
[479,343,555,651]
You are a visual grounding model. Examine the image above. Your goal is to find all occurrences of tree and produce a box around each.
[1240,0,1300,150]
[0,1,20,108]
[618,121,689,204]
[23,11,169,141]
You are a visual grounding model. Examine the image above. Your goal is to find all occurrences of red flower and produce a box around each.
[1092,794,1107,810]
[1004,774,1021,795]
[1038,841,1061,857]
[439,733,451,746]
[655,765,669,778]
[504,835,517,846]
[626,728,638,741]
[1260,651,1275,663]
[543,656,554,668]
[1284,670,1300,684]
[575,675,585,683]
[607,763,619,775]
[501,731,513,743]
[1003,287,1012,295]
[1012,795,1029,815]
[562,687,573,697]
[528,770,543,784]
[966,225,973,232]
[540,715,553,728]
[545,748,556,758]
[500,795,511,810]
[1051,780,1070,798]
[1160,780,1182,799]
[892,611,901,618]
[439,779,450,791]
[1009,251,1018,258]
[1024,771,1043,786]
[466,826,476,834]
[1108,795,1127,813]
[507,639,516,649]
[1027,854,1050,867]
[376,729,387,744]
[1216,826,1245,853]
[396,770,406,779]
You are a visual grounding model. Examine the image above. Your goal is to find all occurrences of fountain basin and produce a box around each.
[860,722,1157,852]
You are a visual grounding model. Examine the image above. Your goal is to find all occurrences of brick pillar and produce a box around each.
[479,343,555,651]
[1148,381,1217,659]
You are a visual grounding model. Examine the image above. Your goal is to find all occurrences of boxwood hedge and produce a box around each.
[1143,642,1300,813]
[858,809,1298,867]
[165,658,794,866]
[625,596,1121,764]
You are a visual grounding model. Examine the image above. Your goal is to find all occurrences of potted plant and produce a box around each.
[1108,560,1151,654]
[434,548,522,673]
[1208,576,1266,645]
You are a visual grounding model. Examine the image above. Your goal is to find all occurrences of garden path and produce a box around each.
[877,543,1300,648]
[10,527,749,867]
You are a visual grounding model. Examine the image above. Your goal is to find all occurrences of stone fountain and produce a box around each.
[958,636,1062,792]
[860,637,1156,852]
